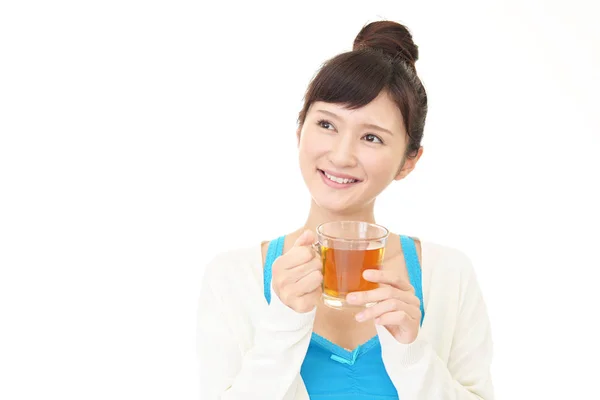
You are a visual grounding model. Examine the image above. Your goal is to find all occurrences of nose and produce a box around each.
[328,134,358,169]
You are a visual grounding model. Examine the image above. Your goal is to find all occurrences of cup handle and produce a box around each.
[311,242,321,255]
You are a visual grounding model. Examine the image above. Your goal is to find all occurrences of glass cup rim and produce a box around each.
[316,220,390,242]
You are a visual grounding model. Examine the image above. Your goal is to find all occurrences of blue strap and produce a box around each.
[263,236,285,304]
[400,235,425,325]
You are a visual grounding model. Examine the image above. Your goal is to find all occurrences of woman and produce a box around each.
[197,20,494,400]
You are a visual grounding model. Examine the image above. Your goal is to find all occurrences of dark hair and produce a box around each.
[297,20,427,159]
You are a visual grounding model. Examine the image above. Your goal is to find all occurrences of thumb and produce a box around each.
[293,229,316,248]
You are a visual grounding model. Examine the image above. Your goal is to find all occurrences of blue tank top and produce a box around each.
[263,235,425,399]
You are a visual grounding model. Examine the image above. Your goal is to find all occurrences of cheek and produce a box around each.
[362,152,398,181]
[299,130,329,158]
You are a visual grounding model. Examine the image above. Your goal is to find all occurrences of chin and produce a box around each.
[311,193,364,216]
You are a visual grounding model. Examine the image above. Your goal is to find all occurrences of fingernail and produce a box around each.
[347,294,357,303]
[355,312,365,322]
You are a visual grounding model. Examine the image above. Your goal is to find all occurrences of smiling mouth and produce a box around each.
[318,169,361,185]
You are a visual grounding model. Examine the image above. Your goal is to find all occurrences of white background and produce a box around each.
[1,1,599,399]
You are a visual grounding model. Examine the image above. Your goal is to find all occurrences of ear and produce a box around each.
[394,146,424,181]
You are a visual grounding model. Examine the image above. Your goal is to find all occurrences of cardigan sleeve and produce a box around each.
[377,250,494,399]
[197,254,315,399]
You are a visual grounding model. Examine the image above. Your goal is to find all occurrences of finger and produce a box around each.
[346,286,420,307]
[374,310,418,330]
[289,246,317,266]
[293,229,316,248]
[300,286,322,300]
[291,269,323,296]
[362,269,414,292]
[355,299,420,322]
[284,257,322,285]
[293,286,322,313]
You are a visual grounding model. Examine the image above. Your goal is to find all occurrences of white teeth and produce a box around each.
[324,171,357,184]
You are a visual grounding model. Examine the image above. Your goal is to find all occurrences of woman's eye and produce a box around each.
[317,119,335,130]
[363,134,383,144]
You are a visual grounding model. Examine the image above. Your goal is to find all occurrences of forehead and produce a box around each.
[309,91,406,135]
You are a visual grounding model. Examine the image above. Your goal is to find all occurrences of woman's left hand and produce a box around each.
[346,269,421,344]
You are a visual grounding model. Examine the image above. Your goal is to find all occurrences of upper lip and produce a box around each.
[319,169,362,181]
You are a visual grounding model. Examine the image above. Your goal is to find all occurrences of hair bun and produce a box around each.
[353,20,419,68]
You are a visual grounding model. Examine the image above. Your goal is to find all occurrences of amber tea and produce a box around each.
[315,221,389,309]
[321,246,384,298]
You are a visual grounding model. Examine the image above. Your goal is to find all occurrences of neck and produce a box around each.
[298,199,377,235]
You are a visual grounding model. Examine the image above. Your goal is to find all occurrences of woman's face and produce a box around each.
[298,90,422,214]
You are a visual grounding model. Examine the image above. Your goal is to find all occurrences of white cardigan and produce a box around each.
[196,239,494,399]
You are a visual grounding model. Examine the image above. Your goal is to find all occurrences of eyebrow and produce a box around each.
[315,109,395,136]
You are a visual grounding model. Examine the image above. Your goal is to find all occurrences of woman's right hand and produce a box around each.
[271,230,323,313]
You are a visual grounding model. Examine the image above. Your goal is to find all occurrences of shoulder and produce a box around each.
[420,239,479,285]
[201,245,263,290]
[422,240,473,269]
[420,239,484,303]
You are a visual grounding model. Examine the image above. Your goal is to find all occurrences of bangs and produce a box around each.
[300,50,393,120]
